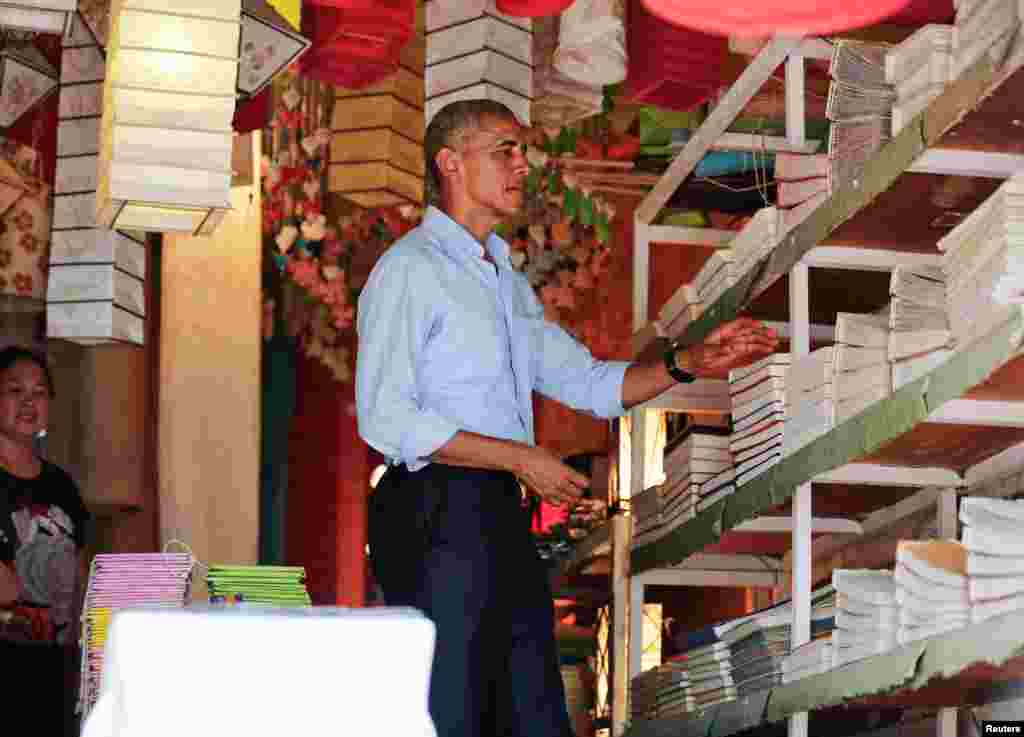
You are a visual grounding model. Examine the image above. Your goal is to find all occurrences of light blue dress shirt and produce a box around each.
[356,206,630,471]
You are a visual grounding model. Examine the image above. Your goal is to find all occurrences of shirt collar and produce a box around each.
[422,206,513,269]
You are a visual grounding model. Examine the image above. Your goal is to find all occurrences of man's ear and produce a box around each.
[435,148,460,180]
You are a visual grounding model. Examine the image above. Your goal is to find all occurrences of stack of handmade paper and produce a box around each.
[827,41,895,195]
[630,655,692,720]
[206,565,312,607]
[729,206,781,278]
[729,354,790,488]
[774,155,829,233]
[657,425,733,530]
[690,248,737,308]
[657,282,702,341]
[783,347,835,455]
[951,0,1020,81]
[78,553,195,722]
[885,25,953,135]
[894,540,970,644]
[960,496,1024,622]
[831,569,899,666]
[781,638,834,684]
[630,484,665,550]
[938,173,1024,348]
[888,265,953,389]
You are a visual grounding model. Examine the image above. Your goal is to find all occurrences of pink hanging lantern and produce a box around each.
[640,0,916,38]
[496,0,574,17]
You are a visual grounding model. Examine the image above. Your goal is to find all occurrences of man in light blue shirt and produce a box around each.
[357,100,777,737]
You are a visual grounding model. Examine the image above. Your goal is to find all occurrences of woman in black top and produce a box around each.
[0,346,89,644]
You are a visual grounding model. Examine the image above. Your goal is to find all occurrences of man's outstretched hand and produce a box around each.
[685,318,780,380]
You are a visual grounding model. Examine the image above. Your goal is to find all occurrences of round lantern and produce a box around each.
[640,0,915,37]
[496,0,574,18]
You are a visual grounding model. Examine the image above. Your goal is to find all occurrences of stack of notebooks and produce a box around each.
[775,155,829,233]
[631,484,666,549]
[827,41,895,194]
[630,655,692,720]
[885,25,953,135]
[658,424,733,530]
[894,540,970,644]
[78,553,195,721]
[951,0,1019,81]
[831,569,899,666]
[781,637,834,684]
[206,564,313,607]
[729,353,790,487]
[938,173,1024,348]
[888,265,954,389]
[960,496,1024,622]
[690,248,737,308]
[657,282,702,341]
[729,206,781,276]
[783,347,836,455]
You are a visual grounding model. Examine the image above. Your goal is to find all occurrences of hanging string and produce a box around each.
[162,538,208,576]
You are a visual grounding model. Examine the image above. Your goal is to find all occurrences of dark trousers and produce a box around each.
[368,464,573,737]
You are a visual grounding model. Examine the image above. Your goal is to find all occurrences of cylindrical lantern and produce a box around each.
[495,0,573,17]
[640,0,915,38]
[0,0,75,36]
[96,0,242,236]
[48,13,145,345]
[239,0,311,99]
[329,31,426,206]
[425,0,532,125]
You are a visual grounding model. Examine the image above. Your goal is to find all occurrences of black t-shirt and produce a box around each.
[0,462,89,564]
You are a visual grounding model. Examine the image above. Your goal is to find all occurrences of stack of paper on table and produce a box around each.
[951,0,1020,81]
[659,425,733,529]
[885,25,953,134]
[729,206,781,277]
[894,540,970,644]
[206,565,312,607]
[78,553,195,722]
[729,353,790,488]
[938,173,1024,348]
[658,282,703,341]
[690,248,737,308]
[831,569,899,665]
[960,496,1024,622]
[888,265,954,389]
[631,656,693,719]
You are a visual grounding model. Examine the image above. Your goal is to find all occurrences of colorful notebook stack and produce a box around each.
[206,565,312,607]
[831,569,899,666]
[659,424,733,528]
[690,248,737,309]
[658,282,702,341]
[630,655,693,720]
[888,265,954,389]
[951,0,1020,81]
[78,553,195,720]
[894,540,970,645]
[937,173,1024,348]
[827,41,895,199]
[960,497,1024,622]
[885,25,953,135]
[775,156,829,233]
[729,353,790,488]
[729,206,781,276]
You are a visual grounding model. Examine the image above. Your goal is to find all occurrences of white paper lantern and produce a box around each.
[0,38,57,127]
[239,0,311,99]
[0,0,75,36]
[97,0,242,236]
[425,0,532,125]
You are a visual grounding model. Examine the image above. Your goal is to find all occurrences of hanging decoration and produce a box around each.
[48,13,144,345]
[0,31,57,128]
[0,139,48,305]
[640,0,915,38]
[531,13,602,129]
[328,28,425,207]
[0,0,74,36]
[239,0,311,99]
[96,0,242,236]
[425,0,532,125]
[495,0,573,17]
[552,0,627,89]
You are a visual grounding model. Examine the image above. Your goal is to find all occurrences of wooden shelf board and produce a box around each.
[965,353,1024,401]
[938,62,1024,154]
[860,422,1024,472]
[849,661,1024,710]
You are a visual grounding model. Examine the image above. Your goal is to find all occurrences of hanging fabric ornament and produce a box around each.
[531,12,602,127]
[552,0,626,87]
[640,0,914,38]
[495,0,573,17]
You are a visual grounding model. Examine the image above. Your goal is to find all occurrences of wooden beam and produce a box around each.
[636,36,804,225]
[638,568,780,588]
[732,516,863,535]
[645,224,736,246]
[802,246,942,272]
[927,400,1024,428]
[814,463,964,487]
[909,148,1024,178]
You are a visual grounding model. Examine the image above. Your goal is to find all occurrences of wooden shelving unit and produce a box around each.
[587,27,1024,737]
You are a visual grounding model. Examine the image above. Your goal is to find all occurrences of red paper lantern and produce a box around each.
[496,0,575,17]
[641,0,915,37]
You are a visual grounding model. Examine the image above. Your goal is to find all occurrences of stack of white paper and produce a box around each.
[951,0,1020,81]
[888,264,954,389]
[630,485,665,549]
[729,354,791,487]
[937,173,1024,348]
[885,25,953,134]
[658,282,703,341]
[729,206,781,276]
[784,347,836,454]
[691,248,737,308]
[774,156,829,233]
[831,569,900,666]
[960,496,1024,622]
[657,425,733,531]
[781,637,834,684]
[630,657,693,719]
[894,540,970,644]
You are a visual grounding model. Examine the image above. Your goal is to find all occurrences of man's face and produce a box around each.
[453,115,529,220]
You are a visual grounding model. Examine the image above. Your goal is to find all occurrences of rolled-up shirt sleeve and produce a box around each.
[356,248,460,466]
[523,284,630,419]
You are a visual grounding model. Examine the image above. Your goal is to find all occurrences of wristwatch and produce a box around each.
[664,341,696,384]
